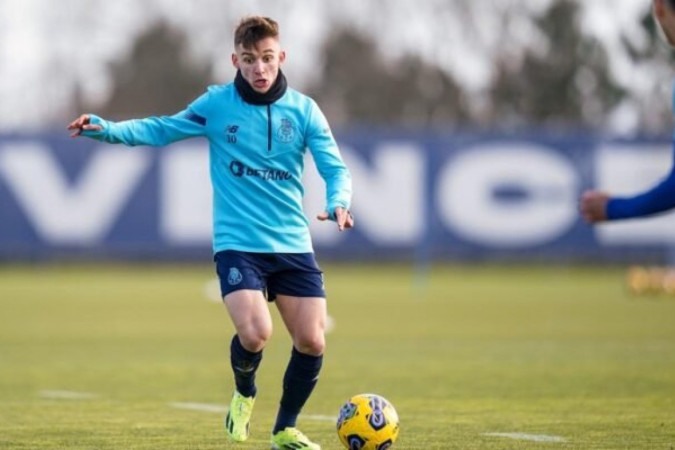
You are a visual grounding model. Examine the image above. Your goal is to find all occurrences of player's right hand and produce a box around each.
[67,114,102,137]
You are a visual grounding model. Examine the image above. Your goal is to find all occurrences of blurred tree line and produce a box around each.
[85,0,674,132]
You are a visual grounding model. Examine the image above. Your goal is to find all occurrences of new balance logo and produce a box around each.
[226,125,239,144]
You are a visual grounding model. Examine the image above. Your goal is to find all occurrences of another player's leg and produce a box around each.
[271,294,326,450]
[223,289,272,442]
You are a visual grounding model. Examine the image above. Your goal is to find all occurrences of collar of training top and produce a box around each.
[234,70,288,105]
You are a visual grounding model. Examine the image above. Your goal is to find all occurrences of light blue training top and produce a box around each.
[83,83,352,254]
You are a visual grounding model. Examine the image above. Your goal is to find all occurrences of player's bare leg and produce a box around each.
[223,289,272,441]
[275,295,326,356]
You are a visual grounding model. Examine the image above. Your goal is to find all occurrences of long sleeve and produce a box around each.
[81,88,212,146]
[84,109,206,147]
[305,101,352,216]
[607,143,675,220]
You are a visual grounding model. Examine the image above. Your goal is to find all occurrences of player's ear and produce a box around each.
[231,53,239,69]
[653,0,675,47]
[654,0,667,19]
[279,50,286,64]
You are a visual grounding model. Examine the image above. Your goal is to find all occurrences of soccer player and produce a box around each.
[580,0,675,223]
[68,16,353,450]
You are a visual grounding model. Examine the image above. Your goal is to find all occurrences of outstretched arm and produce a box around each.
[607,168,675,219]
[67,88,212,146]
[67,110,206,147]
[580,163,675,223]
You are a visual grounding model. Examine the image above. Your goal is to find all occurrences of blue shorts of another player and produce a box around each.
[214,250,325,301]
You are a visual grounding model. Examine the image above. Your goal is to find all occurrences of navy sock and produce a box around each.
[230,335,262,398]
[273,347,323,434]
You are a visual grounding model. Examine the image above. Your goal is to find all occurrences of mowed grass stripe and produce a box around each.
[0,263,673,449]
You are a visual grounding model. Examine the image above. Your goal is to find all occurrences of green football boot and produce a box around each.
[270,427,321,449]
[224,391,255,442]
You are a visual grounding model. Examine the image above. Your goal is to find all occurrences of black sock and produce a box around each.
[273,347,323,434]
[230,335,262,398]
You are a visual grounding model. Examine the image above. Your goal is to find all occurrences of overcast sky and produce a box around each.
[0,0,656,132]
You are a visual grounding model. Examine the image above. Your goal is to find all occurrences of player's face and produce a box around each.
[654,0,675,48]
[232,37,285,94]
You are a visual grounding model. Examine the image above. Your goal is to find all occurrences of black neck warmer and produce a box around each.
[234,70,288,105]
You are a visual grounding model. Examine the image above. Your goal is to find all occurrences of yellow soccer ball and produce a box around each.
[336,393,400,450]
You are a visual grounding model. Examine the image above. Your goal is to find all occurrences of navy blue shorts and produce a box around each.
[214,250,325,301]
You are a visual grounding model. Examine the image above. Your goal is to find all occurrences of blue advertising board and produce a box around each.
[1,130,674,262]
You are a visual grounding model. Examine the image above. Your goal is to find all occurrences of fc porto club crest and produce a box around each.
[227,267,243,285]
[276,118,295,143]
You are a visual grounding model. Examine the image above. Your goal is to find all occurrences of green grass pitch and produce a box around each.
[0,263,674,449]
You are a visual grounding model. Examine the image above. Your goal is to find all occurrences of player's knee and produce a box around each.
[295,334,325,356]
[238,325,272,352]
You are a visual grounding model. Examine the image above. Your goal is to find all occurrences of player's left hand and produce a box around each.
[316,207,354,231]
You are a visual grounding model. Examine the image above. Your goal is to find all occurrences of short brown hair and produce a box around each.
[234,16,279,49]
